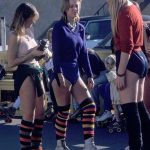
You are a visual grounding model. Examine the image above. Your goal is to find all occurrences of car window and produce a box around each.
[85,20,111,40]
[80,21,86,26]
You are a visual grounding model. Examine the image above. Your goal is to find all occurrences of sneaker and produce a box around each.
[55,139,70,150]
[83,137,100,150]
[96,110,112,122]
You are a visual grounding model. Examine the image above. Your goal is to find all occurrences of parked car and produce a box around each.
[79,15,111,49]
[50,15,150,59]
[94,14,150,59]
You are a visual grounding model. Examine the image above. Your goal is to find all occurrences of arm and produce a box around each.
[117,13,133,75]
[94,72,107,85]
[79,27,94,88]
[79,28,93,78]
[52,25,62,74]
[115,13,133,90]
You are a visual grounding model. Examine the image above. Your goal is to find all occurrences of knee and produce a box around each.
[80,97,96,114]
[57,104,71,120]
[35,108,45,119]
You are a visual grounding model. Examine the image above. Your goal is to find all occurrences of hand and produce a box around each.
[43,49,52,62]
[115,76,125,90]
[58,73,66,87]
[31,46,45,57]
[87,77,94,89]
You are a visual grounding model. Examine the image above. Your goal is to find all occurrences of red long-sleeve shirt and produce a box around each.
[114,4,143,54]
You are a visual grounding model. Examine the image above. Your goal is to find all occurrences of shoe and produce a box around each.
[96,110,112,122]
[83,137,100,150]
[4,107,16,117]
[45,103,55,120]
[125,146,129,150]
[55,139,70,150]
[46,102,54,114]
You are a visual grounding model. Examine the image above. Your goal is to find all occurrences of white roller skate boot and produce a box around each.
[83,137,100,150]
[55,139,70,150]
[96,110,112,122]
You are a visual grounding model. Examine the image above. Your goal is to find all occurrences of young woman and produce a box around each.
[107,0,150,150]
[143,22,150,113]
[51,0,99,150]
[7,3,51,150]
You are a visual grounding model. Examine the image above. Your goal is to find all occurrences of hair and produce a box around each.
[10,2,39,36]
[105,54,116,67]
[61,0,81,22]
[108,0,128,36]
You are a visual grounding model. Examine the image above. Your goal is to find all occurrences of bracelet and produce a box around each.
[117,72,126,77]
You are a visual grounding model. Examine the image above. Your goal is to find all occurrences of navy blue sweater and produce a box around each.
[52,19,92,78]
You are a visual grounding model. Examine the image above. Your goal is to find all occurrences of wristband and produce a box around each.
[117,72,126,77]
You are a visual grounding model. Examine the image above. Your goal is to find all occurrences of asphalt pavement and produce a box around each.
[0,118,128,150]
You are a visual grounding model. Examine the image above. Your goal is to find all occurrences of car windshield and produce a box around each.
[85,20,111,40]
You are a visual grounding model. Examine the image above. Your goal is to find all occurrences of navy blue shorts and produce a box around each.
[115,50,148,78]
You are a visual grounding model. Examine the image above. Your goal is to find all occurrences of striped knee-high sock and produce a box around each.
[31,119,44,150]
[20,119,33,150]
[55,105,70,140]
[80,98,96,140]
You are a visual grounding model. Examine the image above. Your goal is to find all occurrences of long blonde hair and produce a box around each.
[108,0,128,36]
[61,0,81,22]
[10,2,39,36]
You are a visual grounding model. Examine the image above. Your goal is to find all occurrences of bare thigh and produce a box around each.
[119,70,139,104]
[52,79,71,106]
[72,77,91,104]
[137,78,145,102]
[19,76,36,121]
[34,79,45,119]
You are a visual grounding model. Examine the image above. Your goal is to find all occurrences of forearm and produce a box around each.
[118,52,130,74]
[9,51,34,68]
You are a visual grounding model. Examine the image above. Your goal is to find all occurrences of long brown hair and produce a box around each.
[61,0,81,22]
[10,2,39,36]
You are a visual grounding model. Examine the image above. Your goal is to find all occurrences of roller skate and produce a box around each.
[55,139,70,150]
[83,137,100,150]
[45,102,55,122]
[107,120,123,133]
[96,110,112,127]
[107,113,127,133]
[0,106,12,123]
[7,106,17,117]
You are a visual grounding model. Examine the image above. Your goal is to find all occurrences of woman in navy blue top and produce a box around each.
[52,0,99,150]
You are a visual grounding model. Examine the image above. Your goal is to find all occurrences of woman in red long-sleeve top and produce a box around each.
[107,0,150,150]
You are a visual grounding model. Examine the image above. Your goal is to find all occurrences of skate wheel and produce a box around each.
[108,128,113,133]
[5,118,12,123]
[117,128,121,133]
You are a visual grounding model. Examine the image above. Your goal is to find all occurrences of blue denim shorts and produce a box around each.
[115,50,148,78]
